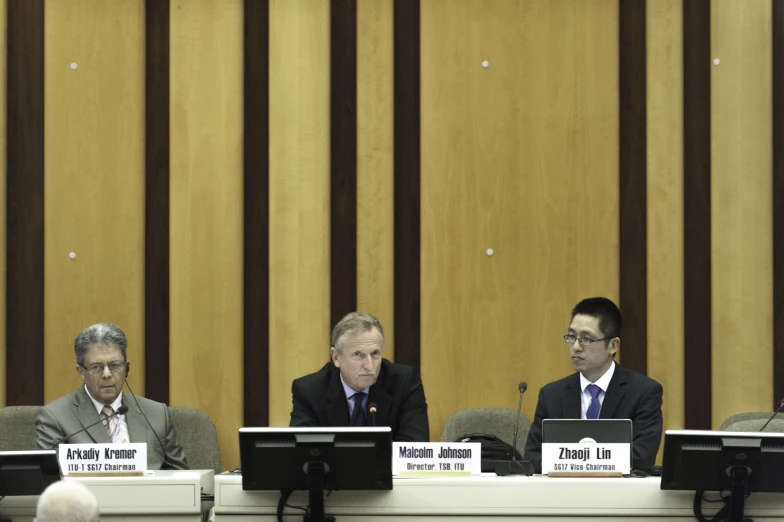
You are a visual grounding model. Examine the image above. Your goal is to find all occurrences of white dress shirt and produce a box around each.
[579,362,615,419]
[84,386,130,443]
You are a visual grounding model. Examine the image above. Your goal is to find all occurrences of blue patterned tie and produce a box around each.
[349,392,367,426]
[586,384,602,419]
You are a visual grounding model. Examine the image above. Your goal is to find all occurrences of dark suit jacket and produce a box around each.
[35,387,189,470]
[290,359,430,442]
[524,364,663,472]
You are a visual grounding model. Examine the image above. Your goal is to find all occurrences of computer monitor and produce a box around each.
[0,450,61,497]
[239,427,393,522]
[661,429,784,522]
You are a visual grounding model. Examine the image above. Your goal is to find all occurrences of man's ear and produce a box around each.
[608,338,620,356]
[330,347,341,367]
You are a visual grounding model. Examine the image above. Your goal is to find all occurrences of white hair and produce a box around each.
[35,481,100,522]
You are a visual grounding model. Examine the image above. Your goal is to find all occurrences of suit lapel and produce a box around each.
[124,397,148,444]
[367,369,392,427]
[562,374,582,419]
[325,369,350,426]
[599,364,626,419]
[72,388,111,443]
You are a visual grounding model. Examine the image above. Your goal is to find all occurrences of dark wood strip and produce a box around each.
[618,0,648,376]
[243,0,270,427]
[6,0,45,406]
[393,0,421,368]
[144,0,171,404]
[773,0,784,410]
[330,0,358,329]
[683,0,712,430]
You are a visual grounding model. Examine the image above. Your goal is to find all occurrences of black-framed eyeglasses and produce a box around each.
[80,361,126,375]
[563,334,609,347]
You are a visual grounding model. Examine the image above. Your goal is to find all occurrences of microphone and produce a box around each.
[124,378,170,467]
[50,405,129,448]
[510,381,527,461]
[493,380,533,476]
[758,397,784,432]
[368,403,377,427]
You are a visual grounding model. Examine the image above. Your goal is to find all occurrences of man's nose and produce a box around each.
[101,365,112,377]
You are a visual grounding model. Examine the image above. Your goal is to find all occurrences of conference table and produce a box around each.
[213,473,784,521]
[0,469,214,522]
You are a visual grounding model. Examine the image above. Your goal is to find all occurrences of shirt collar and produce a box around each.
[579,361,615,393]
[84,385,124,416]
[339,373,370,399]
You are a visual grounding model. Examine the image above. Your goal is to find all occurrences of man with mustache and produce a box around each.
[523,297,663,472]
[289,312,429,442]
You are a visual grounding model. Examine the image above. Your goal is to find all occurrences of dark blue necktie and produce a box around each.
[586,384,602,420]
[349,392,367,426]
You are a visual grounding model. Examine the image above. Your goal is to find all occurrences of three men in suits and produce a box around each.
[35,323,188,470]
[524,297,663,472]
[290,312,430,442]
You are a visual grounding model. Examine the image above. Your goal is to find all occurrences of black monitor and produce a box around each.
[239,427,393,522]
[661,429,784,522]
[0,450,61,497]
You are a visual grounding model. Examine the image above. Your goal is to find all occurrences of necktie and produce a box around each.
[586,384,602,420]
[349,392,367,426]
[102,405,127,443]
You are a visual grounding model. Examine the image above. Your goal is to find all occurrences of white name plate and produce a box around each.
[393,442,481,476]
[58,443,147,475]
[542,442,630,474]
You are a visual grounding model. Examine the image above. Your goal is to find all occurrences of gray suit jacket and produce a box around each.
[35,387,189,470]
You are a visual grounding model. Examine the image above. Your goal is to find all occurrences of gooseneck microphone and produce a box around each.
[124,378,171,467]
[50,405,129,448]
[511,381,527,461]
[758,397,784,432]
[368,403,378,427]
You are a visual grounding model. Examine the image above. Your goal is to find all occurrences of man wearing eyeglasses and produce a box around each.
[523,297,663,473]
[35,323,188,469]
[289,311,430,442]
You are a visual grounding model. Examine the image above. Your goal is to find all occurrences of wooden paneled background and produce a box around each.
[2,0,783,470]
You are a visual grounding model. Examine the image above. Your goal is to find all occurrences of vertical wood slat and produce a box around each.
[619,0,648,374]
[773,0,784,410]
[393,0,421,368]
[683,0,712,430]
[6,0,45,405]
[145,0,171,404]
[244,0,270,427]
[331,0,358,329]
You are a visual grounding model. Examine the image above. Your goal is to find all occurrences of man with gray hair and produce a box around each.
[35,480,99,522]
[290,312,429,441]
[35,323,188,470]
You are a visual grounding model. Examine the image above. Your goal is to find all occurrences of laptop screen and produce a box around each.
[542,419,633,444]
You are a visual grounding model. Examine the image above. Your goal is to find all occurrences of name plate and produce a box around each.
[58,443,147,475]
[393,442,481,476]
[542,442,630,474]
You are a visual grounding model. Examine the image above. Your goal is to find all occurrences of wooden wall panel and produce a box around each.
[0,0,7,407]
[169,0,244,469]
[44,0,145,402]
[268,0,331,427]
[710,0,773,429]
[647,0,684,461]
[357,0,394,359]
[421,0,619,441]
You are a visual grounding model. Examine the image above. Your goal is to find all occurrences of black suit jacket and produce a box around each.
[524,364,663,472]
[290,359,429,442]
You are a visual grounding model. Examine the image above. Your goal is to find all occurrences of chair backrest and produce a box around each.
[720,412,784,432]
[168,407,221,474]
[441,408,531,456]
[0,406,41,451]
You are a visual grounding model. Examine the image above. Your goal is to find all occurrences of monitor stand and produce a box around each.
[693,466,752,522]
[304,462,336,522]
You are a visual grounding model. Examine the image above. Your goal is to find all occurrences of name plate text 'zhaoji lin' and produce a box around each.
[393,442,481,476]
[58,443,147,476]
[542,442,630,475]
